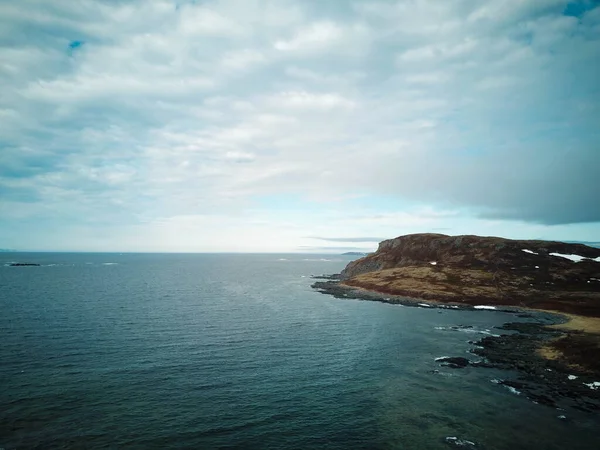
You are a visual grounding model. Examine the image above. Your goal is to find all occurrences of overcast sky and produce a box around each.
[1,0,599,252]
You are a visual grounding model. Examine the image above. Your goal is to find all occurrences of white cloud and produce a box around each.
[274,21,344,52]
[224,151,256,163]
[220,49,266,70]
[271,91,356,110]
[178,5,244,37]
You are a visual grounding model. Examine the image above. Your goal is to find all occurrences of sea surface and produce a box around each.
[1,253,599,449]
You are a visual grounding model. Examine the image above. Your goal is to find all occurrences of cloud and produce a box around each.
[298,246,375,252]
[220,49,266,70]
[1,0,599,251]
[275,21,344,51]
[270,91,356,110]
[307,237,387,243]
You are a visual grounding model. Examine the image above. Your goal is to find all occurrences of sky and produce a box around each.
[1,0,599,253]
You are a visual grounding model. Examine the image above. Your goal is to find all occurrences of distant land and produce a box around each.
[566,241,600,248]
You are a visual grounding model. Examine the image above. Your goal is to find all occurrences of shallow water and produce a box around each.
[1,253,599,449]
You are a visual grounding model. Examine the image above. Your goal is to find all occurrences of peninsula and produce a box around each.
[313,233,600,409]
[335,233,600,315]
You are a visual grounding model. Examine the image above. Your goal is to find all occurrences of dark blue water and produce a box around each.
[1,253,599,449]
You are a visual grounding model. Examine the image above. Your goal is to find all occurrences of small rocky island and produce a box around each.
[313,233,600,411]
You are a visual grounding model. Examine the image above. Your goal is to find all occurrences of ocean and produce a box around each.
[1,253,599,449]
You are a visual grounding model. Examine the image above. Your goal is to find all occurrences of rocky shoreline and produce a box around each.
[312,277,600,413]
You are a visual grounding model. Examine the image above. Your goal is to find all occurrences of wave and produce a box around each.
[434,325,500,337]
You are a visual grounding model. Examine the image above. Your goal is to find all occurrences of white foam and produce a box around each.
[473,305,496,310]
[522,249,538,255]
[302,258,337,262]
[505,385,521,395]
[435,326,499,337]
[430,261,437,265]
[535,266,539,269]
[558,415,567,420]
[568,375,578,380]
[102,263,118,265]
[418,303,433,307]
[445,437,476,447]
[435,356,451,361]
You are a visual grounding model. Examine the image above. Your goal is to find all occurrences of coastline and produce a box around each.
[312,277,600,412]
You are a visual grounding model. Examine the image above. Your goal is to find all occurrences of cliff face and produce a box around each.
[338,233,600,316]
[342,233,600,278]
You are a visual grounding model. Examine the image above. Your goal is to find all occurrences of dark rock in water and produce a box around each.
[472,322,600,412]
[436,357,470,368]
[9,263,41,267]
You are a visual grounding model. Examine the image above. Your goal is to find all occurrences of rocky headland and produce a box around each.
[312,233,600,412]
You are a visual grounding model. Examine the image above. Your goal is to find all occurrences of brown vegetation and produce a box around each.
[341,233,600,317]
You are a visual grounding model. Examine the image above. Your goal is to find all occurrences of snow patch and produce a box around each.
[549,252,600,263]
[430,261,437,265]
[522,249,538,255]
[568,375,578,380]
[584,381,600,390]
